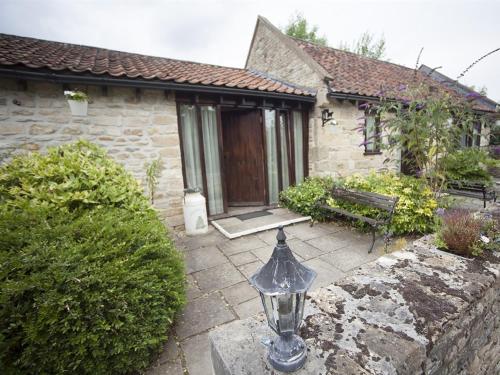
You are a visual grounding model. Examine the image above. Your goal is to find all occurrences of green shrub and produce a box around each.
[441,148,497,185]
[0,140,150,212]
[279,176,333,219]
[0,206,185,374]
[326,173,437,235]
[435,208,499,257]
[0,141,185,374]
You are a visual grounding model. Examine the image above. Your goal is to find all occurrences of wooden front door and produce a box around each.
[222,110,266,206]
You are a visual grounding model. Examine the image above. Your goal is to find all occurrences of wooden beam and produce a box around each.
[16,79,27,91]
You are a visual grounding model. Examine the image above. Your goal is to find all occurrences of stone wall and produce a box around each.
[246,18,324,89]
[311,99,400,177]
[0,78,184,227]
[210,237,500,374]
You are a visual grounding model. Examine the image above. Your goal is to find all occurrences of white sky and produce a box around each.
[1,0,499,101]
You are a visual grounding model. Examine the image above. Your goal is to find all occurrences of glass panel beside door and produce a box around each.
[179,104,224,216]
[179,104,203,191]
[201,105,224,215]
[265,109,279,204]
[279,112,290,190]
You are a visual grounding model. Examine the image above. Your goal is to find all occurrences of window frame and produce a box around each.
[364,112,382,155]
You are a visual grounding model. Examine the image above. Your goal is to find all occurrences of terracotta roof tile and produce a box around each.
[291,37,495,112]
[0,33,315,98]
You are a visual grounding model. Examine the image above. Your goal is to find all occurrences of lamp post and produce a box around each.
[250,226,316,372]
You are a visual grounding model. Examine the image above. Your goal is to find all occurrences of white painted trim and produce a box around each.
[212,216,311,239]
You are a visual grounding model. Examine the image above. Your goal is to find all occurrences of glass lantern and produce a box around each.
[250,226,316,372]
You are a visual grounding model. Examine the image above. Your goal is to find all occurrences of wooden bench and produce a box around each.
[445,180,497,208]
[314,188,399,253]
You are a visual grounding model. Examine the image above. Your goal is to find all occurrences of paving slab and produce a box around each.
[157,335,180,364]
[177,228,229,251]
[185,246,228,274]
[218,235,268,256]
[306,234,351,253]
[221,281,259,306]
[320,246,379,272]
[176,293,235,339]
[287,238,328,260]
[285,222,331,240]
[186,274,202,301]
[147,357,183,375]
[237,260,264,280]
[181,333,212,375]
[234,297,264,320]
[251,246,274,262]
[229,251,258,266]
[302,257,346,292]
[193,262,245,293]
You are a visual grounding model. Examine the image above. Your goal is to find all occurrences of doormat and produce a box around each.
[236,210,273,221]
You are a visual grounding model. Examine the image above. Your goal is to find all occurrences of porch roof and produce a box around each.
[0,33,315,100]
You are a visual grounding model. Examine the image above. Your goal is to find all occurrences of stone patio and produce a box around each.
[146,221,398,375]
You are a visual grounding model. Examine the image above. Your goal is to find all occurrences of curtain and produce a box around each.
[293,111,304,184]
[179,104,203,191]
[365,115,376,152]
[201,105,224,215]
[265,109,279,204]
[280,112,290,190]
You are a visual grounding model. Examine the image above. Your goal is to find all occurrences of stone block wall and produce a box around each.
[310,98,400,178]
[0,78,184,227]
[210,237,500,374]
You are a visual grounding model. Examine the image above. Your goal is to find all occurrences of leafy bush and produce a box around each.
[441,148,497,185]
[0,140,150,212]
[437,209,484,256]
[0,207,185,374]
[279,176,333,219]
[327,173,437,235]
[0,142,185,374]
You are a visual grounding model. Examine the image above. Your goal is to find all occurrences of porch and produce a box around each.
[176,93,312,220]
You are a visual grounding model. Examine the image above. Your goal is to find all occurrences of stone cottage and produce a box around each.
[0,33,315,227]
[0,19,498,228]
[246,16,498,176]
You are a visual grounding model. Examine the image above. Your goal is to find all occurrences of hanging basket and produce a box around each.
[67,99,88,116]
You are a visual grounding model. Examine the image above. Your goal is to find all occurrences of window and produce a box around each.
[460,121,481,148]
[365,114,381,153]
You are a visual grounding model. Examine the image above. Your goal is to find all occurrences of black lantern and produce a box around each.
[321,108,334,126]
[250,226,317,372]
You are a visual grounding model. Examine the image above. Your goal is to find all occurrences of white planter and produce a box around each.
[67,100,88,116]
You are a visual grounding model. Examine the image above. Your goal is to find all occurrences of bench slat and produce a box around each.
[331,189,397,211]
[319,205,380,226]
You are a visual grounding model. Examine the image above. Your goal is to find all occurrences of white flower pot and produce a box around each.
[67,100,88,116]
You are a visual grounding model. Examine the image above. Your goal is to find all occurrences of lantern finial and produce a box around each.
[276,225,286,244]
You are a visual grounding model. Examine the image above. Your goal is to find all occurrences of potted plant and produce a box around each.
[64,90,88,116]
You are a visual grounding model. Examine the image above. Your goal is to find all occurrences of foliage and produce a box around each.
[491,123,500,147]
[282,12,327,46]
[279,176,333,219]
[0,206,185,374]
[326,173,437,235]
[437,209,483,256]
[145,157,163,204]
[375,82,489,194]
[0,140,150,213]
[338,31,387,60]
[64,90,89,101]
[441,148,497,184]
